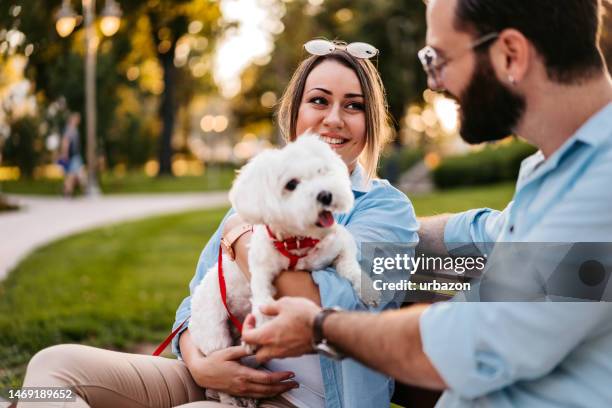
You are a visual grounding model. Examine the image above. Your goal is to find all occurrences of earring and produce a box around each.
[508,75,517,85]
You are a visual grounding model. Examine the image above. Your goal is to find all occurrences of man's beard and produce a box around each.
[452,53,526,144]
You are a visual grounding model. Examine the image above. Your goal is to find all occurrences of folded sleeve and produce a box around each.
[313,186,419,311]
[444,204,512,256]
[419,302,612,399]
[171,209,233,359]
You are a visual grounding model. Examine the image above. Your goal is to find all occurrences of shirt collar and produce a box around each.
[572,102,612,147]
[350,163,372,194]
[518,101,612,186]
[542,101,612,163]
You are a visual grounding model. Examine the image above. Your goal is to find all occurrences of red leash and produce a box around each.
[152,245,243,356]
[217,245,243,332]
[153,228,319,356]
[152,316,188,356]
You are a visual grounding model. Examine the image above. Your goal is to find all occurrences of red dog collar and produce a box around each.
[266,226,319,269]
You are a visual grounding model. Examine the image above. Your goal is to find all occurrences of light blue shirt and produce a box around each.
[172,164,419,408]
[420,102,612,407]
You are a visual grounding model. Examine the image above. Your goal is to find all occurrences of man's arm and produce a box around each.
[416,215,452,256]
[324,305,446,390]
[241,297,447,390]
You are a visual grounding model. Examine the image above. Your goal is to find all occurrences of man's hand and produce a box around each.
[242,297,322,363]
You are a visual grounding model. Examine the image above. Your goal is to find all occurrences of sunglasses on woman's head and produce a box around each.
[304,39,379,59]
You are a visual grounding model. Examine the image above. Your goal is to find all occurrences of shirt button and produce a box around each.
[509,225,515,233]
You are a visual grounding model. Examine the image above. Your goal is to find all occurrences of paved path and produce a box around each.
[398,160,434,196]
[0,192,229,281]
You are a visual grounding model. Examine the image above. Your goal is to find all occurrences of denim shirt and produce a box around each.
[172,164,420,408]
[420,103,612,407]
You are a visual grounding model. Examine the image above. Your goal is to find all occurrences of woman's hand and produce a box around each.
[190,346,298,398]
[180,330,298,398]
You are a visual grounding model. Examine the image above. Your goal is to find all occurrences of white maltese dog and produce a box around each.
[189,134,377,407]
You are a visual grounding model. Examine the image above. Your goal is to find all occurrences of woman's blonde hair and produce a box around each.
[276,50,392,180]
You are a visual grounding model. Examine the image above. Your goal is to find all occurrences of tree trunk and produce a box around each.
[157,42,177,177]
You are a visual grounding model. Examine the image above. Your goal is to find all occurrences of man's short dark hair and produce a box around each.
[454,0,605,84]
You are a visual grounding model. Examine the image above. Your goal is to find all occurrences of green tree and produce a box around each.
[135,0,222,175]
[1,0,135,171]
[0,0,222,175]
[2,115,41,178]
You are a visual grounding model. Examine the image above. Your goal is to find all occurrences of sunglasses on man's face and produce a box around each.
[304,39,379,59]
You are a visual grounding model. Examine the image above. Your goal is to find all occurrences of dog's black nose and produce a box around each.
[317,191,332,206]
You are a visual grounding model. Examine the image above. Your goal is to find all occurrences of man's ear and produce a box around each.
[229,149,278,224]
[491,28,530,85]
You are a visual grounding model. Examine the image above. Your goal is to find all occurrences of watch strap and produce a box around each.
[220,223,253,260]
[312,307,344,360]
[313,308,338,344]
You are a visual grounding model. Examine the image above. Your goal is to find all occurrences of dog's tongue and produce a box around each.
[318,211,335,228]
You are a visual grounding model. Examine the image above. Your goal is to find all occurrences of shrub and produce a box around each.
[432,141,536,189]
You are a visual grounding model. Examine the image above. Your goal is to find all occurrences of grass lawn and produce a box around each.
[0,207,229,392]
[0,182,515,396]
[0,167,235,195]
[409,182,515,215]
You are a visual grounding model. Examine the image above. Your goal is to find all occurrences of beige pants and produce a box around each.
[18,344,296,408]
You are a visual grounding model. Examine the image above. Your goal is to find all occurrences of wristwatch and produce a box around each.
[220,223,253,261]
[312,307,345,360]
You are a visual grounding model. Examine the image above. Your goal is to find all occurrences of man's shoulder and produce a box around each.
[526,132,612,241]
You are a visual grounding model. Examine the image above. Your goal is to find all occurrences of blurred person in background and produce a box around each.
[59,112,86,197]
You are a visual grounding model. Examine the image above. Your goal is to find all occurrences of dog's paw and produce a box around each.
[219,393,258,407]
[235,397,258,407]
[241,397,258,408]
[241,339,258,355]
[366,297,380,308]
[253,308,272,326]
[360,276,381,308]
[361,290,380,308]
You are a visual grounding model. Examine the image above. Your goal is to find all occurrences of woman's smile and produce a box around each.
[319,133,350,148]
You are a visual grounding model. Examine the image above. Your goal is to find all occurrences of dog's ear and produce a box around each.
[229,149,278,224]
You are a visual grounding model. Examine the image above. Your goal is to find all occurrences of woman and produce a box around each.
[19,40,418,408]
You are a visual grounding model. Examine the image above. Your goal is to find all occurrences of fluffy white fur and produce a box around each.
[189,134,378,407]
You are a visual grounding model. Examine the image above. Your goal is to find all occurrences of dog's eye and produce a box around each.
[284,178,300,191]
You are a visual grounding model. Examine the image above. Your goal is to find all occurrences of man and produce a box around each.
[242,0,612,406]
